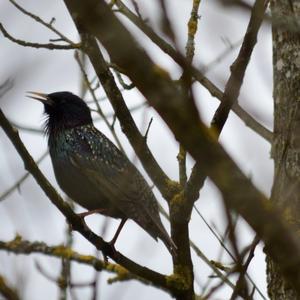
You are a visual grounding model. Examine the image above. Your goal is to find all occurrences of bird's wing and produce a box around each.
[68,127,176,249]
[68,127,159,224]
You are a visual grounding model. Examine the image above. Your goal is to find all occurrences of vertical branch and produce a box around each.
[58,200,74,300]
[177,145,187,186]
[185,0,269,212]
[177,0,201,187]
[224,207,250,299]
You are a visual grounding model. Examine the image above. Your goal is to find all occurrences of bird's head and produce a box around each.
[27,91,92,135]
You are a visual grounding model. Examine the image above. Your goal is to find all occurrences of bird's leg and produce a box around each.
[109,218,127,246]
[68,209,107,232]
[77,208,106,218]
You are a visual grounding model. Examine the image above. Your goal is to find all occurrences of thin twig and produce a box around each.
[230,236,260,300]
[193,206,266,299]
[0,79,14,98]
[177,0,202,187]
[0,151,48,202]
[59,206,74,300]
[158,203,236,291]
[0,23,80,50]
[8,0,76,45]
[211,0,270,133]
[144,117,153,142]
[114,70,134,90]
[203,38,243,73]
[225,207,250,299]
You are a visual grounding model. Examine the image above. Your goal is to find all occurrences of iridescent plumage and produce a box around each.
[29,91,176,255]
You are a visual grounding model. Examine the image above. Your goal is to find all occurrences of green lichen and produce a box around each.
[106,264,130,284]
[77,254,96,263]
[7,234,22,249]
[170,191,186,217]
[188,20,198,36]
[107,264,129,278]
[166,273,188,290]
[166,265,192,290]
[165,179,181,192]
[52,245,73,258]
[174,264,193,286]
[171,191,185,206]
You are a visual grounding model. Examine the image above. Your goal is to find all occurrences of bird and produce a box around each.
[27,91,176,256]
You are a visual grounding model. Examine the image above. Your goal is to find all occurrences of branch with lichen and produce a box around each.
[177,0,201,187]
[0,236,139,284]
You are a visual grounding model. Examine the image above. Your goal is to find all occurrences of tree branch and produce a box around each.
[0,23,80,50]
[0,236,156,286]
[8,0,76,45]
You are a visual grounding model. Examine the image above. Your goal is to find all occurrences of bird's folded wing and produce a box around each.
[70,153,150,222]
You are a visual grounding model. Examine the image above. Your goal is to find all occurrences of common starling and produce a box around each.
[27,91,176,256]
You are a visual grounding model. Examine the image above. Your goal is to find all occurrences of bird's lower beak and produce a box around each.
[26,91,53,105]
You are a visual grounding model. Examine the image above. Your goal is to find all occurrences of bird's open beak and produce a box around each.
[26,91,54,105]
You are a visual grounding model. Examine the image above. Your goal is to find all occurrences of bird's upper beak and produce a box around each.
[26,91,54,105]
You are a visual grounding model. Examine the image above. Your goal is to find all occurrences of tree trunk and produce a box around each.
[268,0,300,299]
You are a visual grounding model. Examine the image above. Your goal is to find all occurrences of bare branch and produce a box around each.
[211,0,269,133]
[0,23,80,50]
[229,236,260,300]
[0,151,48,202]
[8,0,76,45]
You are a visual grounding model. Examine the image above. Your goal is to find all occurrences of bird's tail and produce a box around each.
[161,231,177,258]
[140,219,177,257]
[156,225,177,258]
